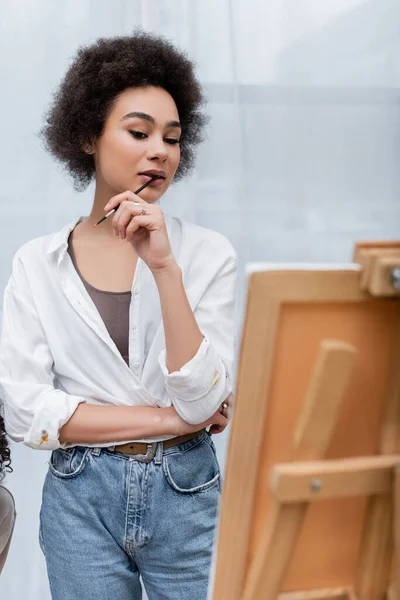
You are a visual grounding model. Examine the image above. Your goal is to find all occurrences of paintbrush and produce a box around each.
[93,175,159,228]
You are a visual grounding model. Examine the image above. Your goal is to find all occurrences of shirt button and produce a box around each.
[131,324,137,331]
[132,289,139,296]
[133,362,140,370]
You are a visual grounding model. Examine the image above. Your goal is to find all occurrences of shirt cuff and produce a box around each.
[24,390,86,450]
[158,336,223,402]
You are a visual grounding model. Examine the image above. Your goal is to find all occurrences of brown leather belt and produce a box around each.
[108,429,206,462]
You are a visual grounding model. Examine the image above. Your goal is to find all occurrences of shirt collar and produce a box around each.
[46,216,83,265]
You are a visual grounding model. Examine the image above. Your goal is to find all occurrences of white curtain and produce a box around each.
[1,1,399,598]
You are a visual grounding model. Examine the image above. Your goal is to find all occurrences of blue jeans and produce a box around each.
[39,431,221,600]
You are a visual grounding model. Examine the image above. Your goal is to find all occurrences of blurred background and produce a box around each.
[0,0,400,598]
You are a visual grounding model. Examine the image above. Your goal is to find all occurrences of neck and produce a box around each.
[86,178,120,238]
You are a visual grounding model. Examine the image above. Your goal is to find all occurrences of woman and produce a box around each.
[0,410,15,576]
[0,31,236,599]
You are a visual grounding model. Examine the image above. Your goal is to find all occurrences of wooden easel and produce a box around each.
[211,242,400,600]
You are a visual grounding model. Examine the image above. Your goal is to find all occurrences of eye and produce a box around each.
[129,130,147,140]
[164,138,180,145]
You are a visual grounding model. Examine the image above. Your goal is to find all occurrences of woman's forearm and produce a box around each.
[152,261,203,373]
[59,404,175,445]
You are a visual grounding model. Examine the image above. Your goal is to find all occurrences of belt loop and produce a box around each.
[154,441,163,465]
[91,447,101,456]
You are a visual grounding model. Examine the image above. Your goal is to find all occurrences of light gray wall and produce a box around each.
[0,1,399,598]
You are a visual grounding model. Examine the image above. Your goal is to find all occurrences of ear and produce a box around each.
[83,141,96,155]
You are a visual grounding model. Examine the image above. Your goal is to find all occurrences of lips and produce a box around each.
[139,169,166,179]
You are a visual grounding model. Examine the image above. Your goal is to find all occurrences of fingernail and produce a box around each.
[104,204,110,210]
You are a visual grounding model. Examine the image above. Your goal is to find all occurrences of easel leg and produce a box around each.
[355,493,393,600]
[243,341,357,600]
[243,501,308,600]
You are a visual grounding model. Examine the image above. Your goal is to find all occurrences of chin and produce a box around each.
[140,187,166,203]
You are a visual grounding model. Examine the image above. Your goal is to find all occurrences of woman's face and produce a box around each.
[93,86,181,202]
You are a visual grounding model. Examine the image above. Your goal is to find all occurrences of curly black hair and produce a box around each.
[0,415,12,481]
[41,30,208,190]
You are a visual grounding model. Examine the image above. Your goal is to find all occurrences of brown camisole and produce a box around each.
[67,234,131,365]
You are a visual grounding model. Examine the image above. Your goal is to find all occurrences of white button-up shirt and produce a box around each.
[0,215,237,450]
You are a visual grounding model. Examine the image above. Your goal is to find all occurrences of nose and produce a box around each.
[147,134,168,162]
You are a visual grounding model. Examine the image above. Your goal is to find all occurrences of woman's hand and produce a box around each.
[162,396,232,437]
[209,395,232,435]
[104,191,175,271]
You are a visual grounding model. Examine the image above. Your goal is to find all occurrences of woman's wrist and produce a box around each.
[151,259,182,284]
[159,406,180,436]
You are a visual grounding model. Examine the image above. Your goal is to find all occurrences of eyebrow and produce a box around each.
[121,111,181,129]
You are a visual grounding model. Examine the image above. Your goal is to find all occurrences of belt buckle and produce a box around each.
[133,442,157,463]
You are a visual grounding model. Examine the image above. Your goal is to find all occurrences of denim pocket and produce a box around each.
[49,447,89,479]
[163,437,220,494]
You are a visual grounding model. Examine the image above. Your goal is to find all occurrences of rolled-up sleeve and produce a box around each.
[158,252,237,424]
[0,267,85,450]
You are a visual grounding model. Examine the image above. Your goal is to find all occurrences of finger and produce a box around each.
[124,217,143,241]
[219,394,231,408]
[104,190,151,213]
[209,424,225,435]
[209,423,221,433]
[125,215,161,240]
[224,394,234,418]
[114,203,153,239]
[215,412,228,427]
[219,399,230,414]
[224,394,234,408]
[112,202,135,239]
[114,203,146,239]
[104,191,135,213]
[210,415,229,434]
